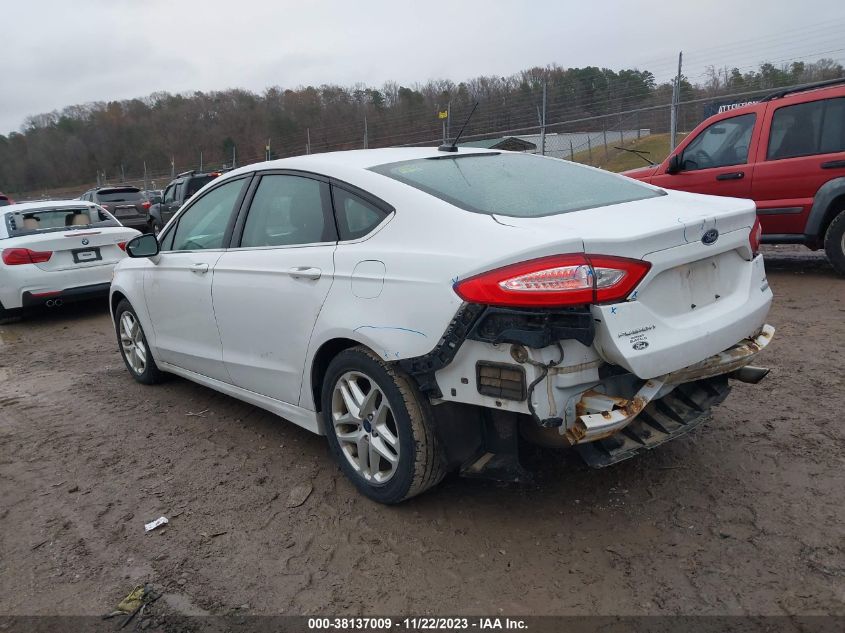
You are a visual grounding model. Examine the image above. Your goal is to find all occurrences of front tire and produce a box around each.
[321,346,446,504]
[115,299,164,384]
[824,210,845,276]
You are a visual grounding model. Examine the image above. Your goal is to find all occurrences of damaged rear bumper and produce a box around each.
[568,324,774,445]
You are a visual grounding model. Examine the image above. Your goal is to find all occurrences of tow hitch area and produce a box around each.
[575,376,731,468]
[571,324,774,468]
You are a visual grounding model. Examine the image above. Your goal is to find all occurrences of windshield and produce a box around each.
[370,153,664,217]
[97,188,143,202]
[4,206,120,237]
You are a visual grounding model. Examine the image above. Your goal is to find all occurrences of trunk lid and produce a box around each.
[23,227,138,272]
[493,189,756,261]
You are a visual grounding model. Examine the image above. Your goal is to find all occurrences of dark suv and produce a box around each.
[80,186,150,232]
[624,78,845,274]
[148,170,223,234]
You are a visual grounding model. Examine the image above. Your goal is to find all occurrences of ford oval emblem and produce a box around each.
[701,229,719,245]
[81,238,89,245]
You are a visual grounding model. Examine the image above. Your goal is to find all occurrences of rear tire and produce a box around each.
[824,210,845,276]
[321,346,446,504]
[114,299,164,385]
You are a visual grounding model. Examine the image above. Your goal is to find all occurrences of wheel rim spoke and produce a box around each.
[332,370,399,483]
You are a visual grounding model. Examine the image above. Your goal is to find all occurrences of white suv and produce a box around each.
[111,147,774,503]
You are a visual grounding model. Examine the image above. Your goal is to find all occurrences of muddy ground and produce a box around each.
[1,247,844,620]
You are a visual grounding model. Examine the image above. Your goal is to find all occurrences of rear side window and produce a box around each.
[5,206,118,237]
[681,113,756,170]
[240,175,334,247]
[185,176,215,198]
[333,187,387,240]
[768,100,826,160]
[96,188,143,202]
[820,98,845,155]
[370,153,662,218]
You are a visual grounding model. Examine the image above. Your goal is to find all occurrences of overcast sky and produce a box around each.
[3,0,843,134]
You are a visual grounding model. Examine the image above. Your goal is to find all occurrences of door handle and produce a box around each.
[716,171,744,181]
[821,160,845,169]
[190,263,209,274]
[287,266,322,280]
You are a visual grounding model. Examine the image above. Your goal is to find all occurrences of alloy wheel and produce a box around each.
[119,312,147,375]
[331,371,400,483]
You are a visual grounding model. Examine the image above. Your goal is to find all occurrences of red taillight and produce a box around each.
[454,254,651,307]
[750,217,762,257]
[2,248,53,265]
[117,242,127,251]
[142,201,151,210]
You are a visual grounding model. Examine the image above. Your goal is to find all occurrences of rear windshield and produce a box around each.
[97,188,143,202]
[4,206,120,237]
[369,153,664,217]
[185,176,216,198]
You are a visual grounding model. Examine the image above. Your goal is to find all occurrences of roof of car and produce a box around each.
[2,200,97,214]
[227,146,499,179]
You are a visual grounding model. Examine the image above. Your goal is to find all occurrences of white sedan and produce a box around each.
[111,147,774,503]
[0,200,140,321]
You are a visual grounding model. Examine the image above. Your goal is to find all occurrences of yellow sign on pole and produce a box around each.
[437,110,448,120]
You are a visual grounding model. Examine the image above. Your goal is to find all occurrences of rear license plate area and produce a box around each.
[115,208,137,217]
[681,257,720,308]
[72,247,101,263]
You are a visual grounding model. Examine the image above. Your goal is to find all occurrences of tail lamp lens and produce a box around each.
[750,217,762,256]
[142,201,151,210]
[2,248,53,265]
[454,254,650,307]
[117,242,127,251]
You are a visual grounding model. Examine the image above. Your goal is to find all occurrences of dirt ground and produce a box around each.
[1,246,844,620]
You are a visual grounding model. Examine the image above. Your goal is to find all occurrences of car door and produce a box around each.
[651,112,759,198]
[143,176,250,381]
[751,95,845,235]
[212,172,337,405]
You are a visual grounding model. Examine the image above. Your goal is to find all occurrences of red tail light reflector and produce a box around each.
[2,248,53,265]
[750,217,762,256]
[454,254,651,307]
[142,201,151,210]
[117,242,127,251]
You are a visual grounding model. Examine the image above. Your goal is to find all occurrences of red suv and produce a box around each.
[624,79,845,274]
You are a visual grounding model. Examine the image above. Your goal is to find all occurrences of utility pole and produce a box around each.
[170,156,175,179]
[199,151,203,171]
[670,51,683,151]
[539,79,547,156]
[120,164,125,182]
[143,161,148,192]
[266,138,271,161]
[363,115,368,149]
[232,145,236,169]
[306,128,311,154]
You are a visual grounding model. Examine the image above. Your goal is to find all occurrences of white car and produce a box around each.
[0,200,140,321]
[111,148,774,503]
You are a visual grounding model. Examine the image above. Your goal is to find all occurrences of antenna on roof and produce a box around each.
[438,102,479,153]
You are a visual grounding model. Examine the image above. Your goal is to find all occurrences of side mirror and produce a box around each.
[666,154,682,174]
[126,233,160,258]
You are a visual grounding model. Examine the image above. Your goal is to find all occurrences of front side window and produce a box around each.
[681,113,756,171]
[333,187,387,240]
[240,174,333,247]
[170,178,245,251]
[370,153,663,218]
[163,184,176,203]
